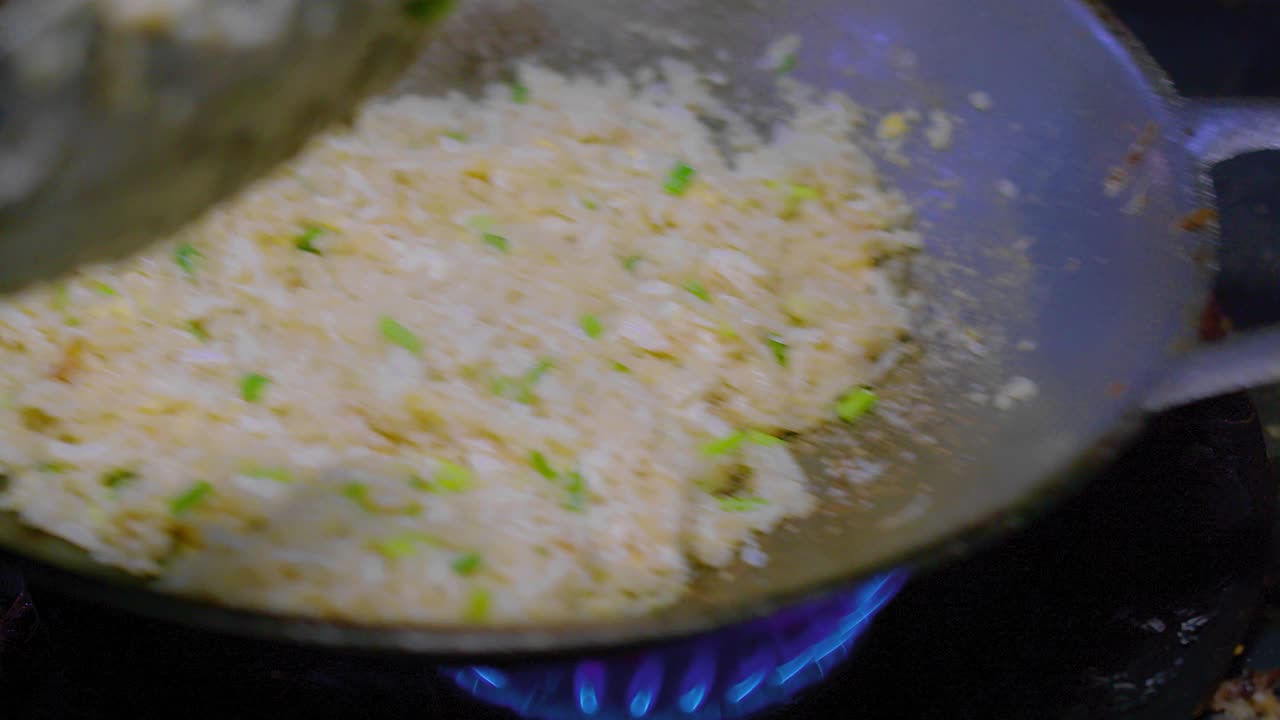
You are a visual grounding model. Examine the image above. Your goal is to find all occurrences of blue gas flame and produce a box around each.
[448,570,907,719]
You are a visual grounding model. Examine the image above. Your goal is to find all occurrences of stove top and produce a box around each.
[5,2,1280,719]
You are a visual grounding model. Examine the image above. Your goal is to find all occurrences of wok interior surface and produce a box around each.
[0,0,1214,654]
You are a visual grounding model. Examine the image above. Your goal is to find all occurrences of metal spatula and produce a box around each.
[0,0,454,294]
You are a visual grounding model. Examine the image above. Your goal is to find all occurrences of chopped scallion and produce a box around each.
[411,461,472,493]
[701,431,747,457]
[529,451,557,480]
[837,387,878,423]
[343,482,422,515]
[776,52,798,74]
[102,469,138,488]
[36,461,67,473]
[622,255,643,272]
[766,334,789,367]
[529,358,554,382]
[91,282,117,296]
[563,471,586,513]
[684,280,711,303]
[379,316,423,355]
[718,496,768,512]
[510,82,530,104]
[402,0,454,23]
[767,181,820,218]
[172,481,213,515]
[294,225,326,255]
[442,130,469,142]
[493,359,554,404]
[52,285,71,313]
[579,314,604,339]
[612,361,632,373]
[175,243,203,277]
[464,587,492,622]
[452,551,484,576]
[240,373,270,403]
[466,214,497,233]
[746,430,786,447]
[663,162,697,196]
[186,320,210,342]
[482,233,510,254]
[582,197,599,210]
[371,531,443,559]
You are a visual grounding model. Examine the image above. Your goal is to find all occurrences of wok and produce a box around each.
[3,0,1280,658]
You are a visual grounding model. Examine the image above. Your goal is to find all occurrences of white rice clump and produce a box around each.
[0,63,919,624]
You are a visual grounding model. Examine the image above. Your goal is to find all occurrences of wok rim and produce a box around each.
[1,1,1204,659]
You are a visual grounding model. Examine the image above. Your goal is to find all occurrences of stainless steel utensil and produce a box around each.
[0,0,452,293]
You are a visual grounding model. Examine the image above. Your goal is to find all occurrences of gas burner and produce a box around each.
[449,571,907,719]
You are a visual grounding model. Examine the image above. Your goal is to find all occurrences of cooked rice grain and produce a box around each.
[0,64,918,623]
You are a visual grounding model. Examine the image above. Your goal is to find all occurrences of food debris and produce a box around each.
[1211,670,1280,719]
[995,179,1020,200]
[757,34,802,73]
[1177,207,1219,232]
[50,338,87,384]
[968,91,993,111]
[924,110,955,150]
[1103,122,1158,198]
[877,112,913,141]
[992,376,1038,410]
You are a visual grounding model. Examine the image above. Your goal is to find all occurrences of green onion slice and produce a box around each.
[464,587,492,622]
[379,316,423,355]
[371,531,443,559]
[529,451,557,480]
[452,551,484,576]
[172,481,213,515]
[482,233,510,254]
[766,334,789,367]
[718,496,768,512]
[294,225,326,255]
[466,214,497,233]
[563,471,586,513]
[175,243,203,277]
[343,483,422,515]
[663,162,697,196]
[684,280,711,303]
[402,0,454,23]
[701,431,747,457]
[186,320,210,342]
[493,359,555,404]
[579,314,604,339]
[102,469,138,488]
[836,387,878,423]
[240,373,270,403]
[410,460,473,493]
[746,430,786,446]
